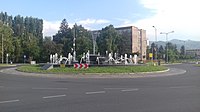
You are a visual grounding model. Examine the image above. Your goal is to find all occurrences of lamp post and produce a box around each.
[24,55,26,64]
[73,27,76,62]
[91,31,96,55]
[152,26,157,60]
[160,31,174,63]
[6,53,8,64]
[1,34,3,64]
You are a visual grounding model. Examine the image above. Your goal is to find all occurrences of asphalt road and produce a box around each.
[0,64,199,112]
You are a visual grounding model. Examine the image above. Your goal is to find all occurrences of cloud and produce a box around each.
[43,20,60,37]
[78,19,110,25]
[77,18,110,30]
[120,0,200,41]
[43,19,110,36]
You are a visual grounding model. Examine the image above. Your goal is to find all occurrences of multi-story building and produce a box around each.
[92,26,147,61]
[115,26,147,60]
[186,49,200,58]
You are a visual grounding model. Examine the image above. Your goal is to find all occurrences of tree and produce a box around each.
[165,42,179,62]
[72,24,93,59]
[158,45,164,60]
[96,25,121,55]
[0,21,14,63]
[13,37,22,62]
[53,19,72,43]
[40,37,55,62]
[53,19,73,56]
[118,30,131,54]
[150,43,156,59]
[146,46,150,60]
[180,45,185,59]
[12,15,24,37]
[22,33,40,62]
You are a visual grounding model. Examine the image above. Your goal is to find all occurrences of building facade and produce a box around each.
[186,49,200,58]
[115,26,147,60]
[92,26,147,61]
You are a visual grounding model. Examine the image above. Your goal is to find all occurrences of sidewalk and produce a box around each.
[0,67,186,79]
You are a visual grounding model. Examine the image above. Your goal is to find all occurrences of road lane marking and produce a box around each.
[104,88,129,90]
[0,100,20,104]
[85,91,106,95]
[169,86,196,89]
[121,88,139,92]
[32,88,68,90]
[43,94,66,99]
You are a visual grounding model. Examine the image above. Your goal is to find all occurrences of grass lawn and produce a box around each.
[17,65,167,74]
[0,64,16,67]
[195,64,200,67]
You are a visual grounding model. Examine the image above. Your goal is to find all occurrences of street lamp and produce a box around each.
[160,31,174,63]
[24,55,26,64]
[152,26,157,60]
[73,27,76,62]
[6,53,8,64]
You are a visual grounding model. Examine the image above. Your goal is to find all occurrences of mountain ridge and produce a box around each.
[149,39,200,50]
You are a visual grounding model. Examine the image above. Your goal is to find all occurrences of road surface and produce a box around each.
[0,64,199,112]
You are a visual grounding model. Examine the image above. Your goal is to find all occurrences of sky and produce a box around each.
[0,0,200,41]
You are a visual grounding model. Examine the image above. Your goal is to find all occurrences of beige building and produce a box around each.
[92,26,147,61]
[115,26,147,60]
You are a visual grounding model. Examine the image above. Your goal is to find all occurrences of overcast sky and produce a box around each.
[1,0,199,41]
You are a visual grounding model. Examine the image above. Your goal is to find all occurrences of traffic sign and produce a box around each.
[74,64,89,69]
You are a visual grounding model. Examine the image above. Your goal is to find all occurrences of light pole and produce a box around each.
[152,26,157,60]
[24,55,26,64]
[6,53,8,64]
[91,31,96,55]
[1,34,3,64]
[160,31,174,63]
[73,27,76,62]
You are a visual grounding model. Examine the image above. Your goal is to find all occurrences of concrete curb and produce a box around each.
[0,67,186,79]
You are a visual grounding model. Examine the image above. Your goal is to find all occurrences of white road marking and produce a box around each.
[32,88,68,90]
[169,86,196,89]
[0,100,20,104]
[121,88,139,92]
[104,88,129,90]
[43,94,66,99]
[85,91,106,95]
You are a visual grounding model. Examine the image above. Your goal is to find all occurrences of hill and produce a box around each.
[150,39,200,50]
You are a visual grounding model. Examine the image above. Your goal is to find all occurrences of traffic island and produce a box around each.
[17,65,167,74]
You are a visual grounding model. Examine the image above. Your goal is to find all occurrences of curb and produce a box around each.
[0,67,186,79]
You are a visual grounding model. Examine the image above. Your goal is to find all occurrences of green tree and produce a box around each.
[118,30,131,54]
[150,43,158,59]
[96,25,121,55]
[0,21,14,63]
[165,42,179,62]
[146,46,151,60]
[40,37,56,62]
[158,45,164,60]
[22,33,40,62]
[12,37,22,62]
[72,24,93,59]
[180,45,185,59]
[53,19,72,56]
